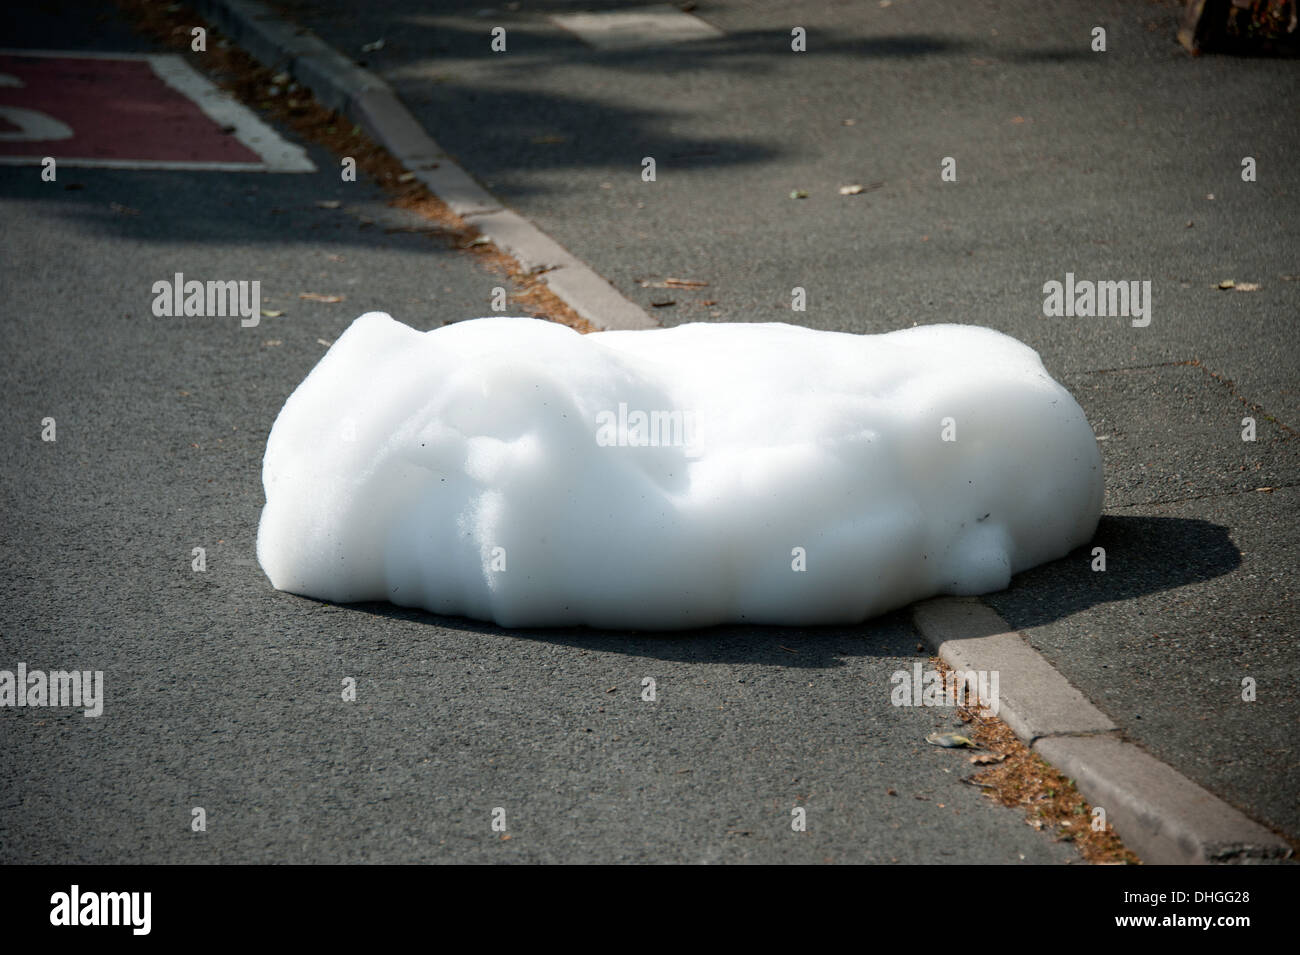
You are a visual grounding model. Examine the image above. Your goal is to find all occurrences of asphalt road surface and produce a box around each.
[0,0,1096,863]
[273,0,1300,842]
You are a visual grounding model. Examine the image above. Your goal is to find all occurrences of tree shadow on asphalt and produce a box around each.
[313,16,1095,191]
[341,514,1238,667]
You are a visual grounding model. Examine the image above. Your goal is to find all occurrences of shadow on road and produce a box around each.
[984,514,1242,631]
[338,515,1239,663]
[344,599,921,669]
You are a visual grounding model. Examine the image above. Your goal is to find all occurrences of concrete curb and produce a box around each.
[911,596,1292,864]
[192,0,658,331]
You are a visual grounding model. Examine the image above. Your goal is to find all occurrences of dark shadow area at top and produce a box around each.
[265,1,1099,190]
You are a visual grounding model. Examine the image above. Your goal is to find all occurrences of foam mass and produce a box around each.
[257,314,1103,629]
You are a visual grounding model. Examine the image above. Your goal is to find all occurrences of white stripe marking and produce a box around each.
[145,54,315,173]
[550,5,725,49]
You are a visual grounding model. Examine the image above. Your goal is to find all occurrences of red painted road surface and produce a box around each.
[0,53,262,164]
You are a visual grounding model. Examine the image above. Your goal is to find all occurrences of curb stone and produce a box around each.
[1036,735,1289,865]
[191,0,658,331]
[911,596,1292,864]
[913,597,1117,743]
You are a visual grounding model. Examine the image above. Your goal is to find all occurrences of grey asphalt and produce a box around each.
[0,1,1087,863]
[255,0,1300,842]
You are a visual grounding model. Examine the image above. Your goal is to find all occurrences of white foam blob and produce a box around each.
[257,314,1103,629]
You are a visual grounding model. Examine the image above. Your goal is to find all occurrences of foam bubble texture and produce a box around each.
[257,314,1103,629]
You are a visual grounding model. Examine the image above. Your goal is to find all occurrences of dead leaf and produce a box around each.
[650,299,676,308]
[790,189,809,199]
[926,732,977,749]
[970,753,1007,765]
[316,338,333,347]
[1235,282,1261,292]
[839,184,865,195]
[637,278,707,289]
[260,309,284,318]
[1218,280,1236,289]
[263,339,282,347]
[361,39,385,53]
[1255,486,1275,493]
[315,200,341,209]
[299,292,344,303]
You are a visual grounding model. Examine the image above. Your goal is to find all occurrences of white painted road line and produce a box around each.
[550,5,726,49]
[148,54,315,173]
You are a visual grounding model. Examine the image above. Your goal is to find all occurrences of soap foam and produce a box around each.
[257,314,1102,629]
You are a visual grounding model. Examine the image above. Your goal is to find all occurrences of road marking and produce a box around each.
[0,49,314,172]
[0,105,73,141]
[550,5,725,49]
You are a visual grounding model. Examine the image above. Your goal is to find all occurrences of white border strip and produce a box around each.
[145,54,314,172]
[0,156,276,171]
[0,49,315,173]
[0,49,161,59]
